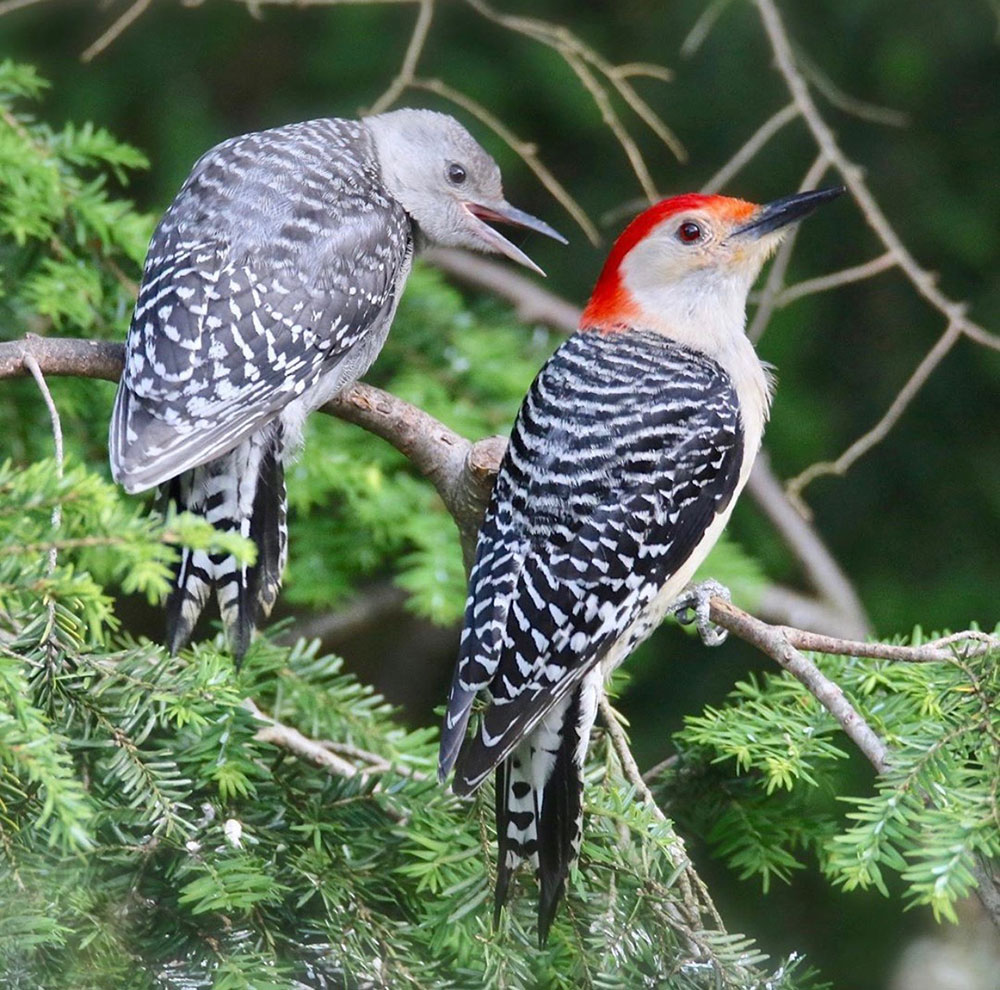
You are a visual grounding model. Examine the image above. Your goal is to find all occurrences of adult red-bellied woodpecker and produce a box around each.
[438,186,844,941]
[108,110,564,660]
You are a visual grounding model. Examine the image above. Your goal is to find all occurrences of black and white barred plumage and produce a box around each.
[439,328,746,940]
[109,110,561,658]
[110,117,412,656]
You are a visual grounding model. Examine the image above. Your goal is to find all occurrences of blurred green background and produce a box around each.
[4,1,999,986]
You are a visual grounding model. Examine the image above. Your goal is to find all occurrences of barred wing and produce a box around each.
[439,329,744,791]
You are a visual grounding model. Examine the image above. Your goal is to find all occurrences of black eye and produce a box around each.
[678,221,702,243]
[447,163,467,185]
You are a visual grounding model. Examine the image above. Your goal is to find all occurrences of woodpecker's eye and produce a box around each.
[447,163,467,185]
[677,221,703,244]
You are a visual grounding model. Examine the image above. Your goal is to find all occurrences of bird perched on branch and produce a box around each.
[109,109,564,660]
[438,185,844,941]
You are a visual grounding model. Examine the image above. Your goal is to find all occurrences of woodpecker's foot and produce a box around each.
[672,579,731,647]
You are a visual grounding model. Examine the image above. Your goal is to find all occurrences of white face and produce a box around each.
[621,206,784,301]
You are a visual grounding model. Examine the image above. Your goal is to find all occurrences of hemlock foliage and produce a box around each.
[1,61,996,988]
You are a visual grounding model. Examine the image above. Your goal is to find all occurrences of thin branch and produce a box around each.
[245,698,362,778]
[710,597,997,666]
[23,351,64,574]
[561,50,658,203]
[752,0,997,366]
[611,62,673,83]
[463,0,686,163]
[785,318,963,505]
[774,251,895,307]
[746,152,829,343]
[0,0,47,16]
[81,0,151,62]
[701,103,799,195]
[679,0,735,57]
[598,695,727,937]
[747,452,868,635]
[797,49,909,128]
[599,696,668,820]
[366,0,434,115]
[23,349,63,644]
[710,597,888,770]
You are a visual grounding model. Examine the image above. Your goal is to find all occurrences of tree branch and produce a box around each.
[706,594,1000,927]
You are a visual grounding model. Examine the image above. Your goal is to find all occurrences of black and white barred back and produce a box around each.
[439,328,745,940]
[109,118,413,658]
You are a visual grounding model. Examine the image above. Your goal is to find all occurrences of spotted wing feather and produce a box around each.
[109,118,411,493]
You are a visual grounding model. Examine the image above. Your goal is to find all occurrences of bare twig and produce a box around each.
[245,698,362,778]
[463,0,686,163]
[0,0,47,16]
[746,152,829,343]
[710,597,997,666]
[701,103,799,195]
[774,251,895,307]
[680,0,734,57]
[797,49,909,128]
[366,0,433,115]
[561,50,658,203]
[81,0,151,62]
[23,349,64,568]
[598,695,726,935]
[751,0,1000,497]
[786,318,963,505]
[599,696,668,819]
[22,347,63,643]
[711,596,891,764]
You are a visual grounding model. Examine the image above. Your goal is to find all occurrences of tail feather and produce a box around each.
[164,425,287,661]
[492,674,601,944]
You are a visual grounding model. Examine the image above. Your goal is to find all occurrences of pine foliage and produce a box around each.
[664,639,1000,921]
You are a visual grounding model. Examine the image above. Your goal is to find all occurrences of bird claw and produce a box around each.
[672,579,731,647]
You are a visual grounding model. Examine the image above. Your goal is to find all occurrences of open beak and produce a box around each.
[462,200,567,276]
[733,186,846,239]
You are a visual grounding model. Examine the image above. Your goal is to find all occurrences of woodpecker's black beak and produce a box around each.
[463,201,567,276]
[733,186,846,238]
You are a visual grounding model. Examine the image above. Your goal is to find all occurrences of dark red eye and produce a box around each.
[678,221,702,243]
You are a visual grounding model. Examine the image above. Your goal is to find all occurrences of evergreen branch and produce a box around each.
[706,595,1000,926]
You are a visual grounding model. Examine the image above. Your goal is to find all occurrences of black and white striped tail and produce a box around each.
[164,424,288,661]
[494,686,588,945]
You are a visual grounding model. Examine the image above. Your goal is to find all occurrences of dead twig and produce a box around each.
[786,318,963,507]
[366,0,433,115]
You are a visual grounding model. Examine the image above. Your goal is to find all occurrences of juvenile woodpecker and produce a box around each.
[438,186,844,940]
[109,109,564,659]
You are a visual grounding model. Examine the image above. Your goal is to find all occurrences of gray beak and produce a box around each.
[733,186,846,238]
[463,200,567,276]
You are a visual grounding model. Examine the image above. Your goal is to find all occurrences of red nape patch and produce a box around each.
[580,193,757,330]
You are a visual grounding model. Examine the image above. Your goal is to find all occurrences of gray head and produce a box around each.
[364,109,565,274]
